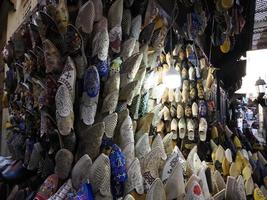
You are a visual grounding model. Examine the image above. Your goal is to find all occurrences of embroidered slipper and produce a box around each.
[119,114,134,149]
[225,176,238,199]
[46,0,69,35]
[142,146,167,191]
[80,66,100,125]
[121,10,131,39]
[71,154,92,190]
[58,57,76,103]
[121,38,136,61]
[122,142,135,169]
[120,53,143,88]
[43,39,63,73]
[186,145,197,174]
[89,153,112,199]
[92,0,103,22]
[54,149,73,180]
[55,84,73,118]
[119,81,139,105]
[56,111,74,136]
[77,122,105,160]
[161,151,181,184]
[103,113,118,138]
[135,133,151,160]
[108,0,123,28]
[236,175,246,200]
[146,178,166,200]
[134,67,146,94]
[103,73,120,97]
[75,0,95,35]
[92,17,109,61]
[124,158,144,195]
[130,15,142,39]
[184,174,205,200]
[35,174,59,200]
[151,134,167,160]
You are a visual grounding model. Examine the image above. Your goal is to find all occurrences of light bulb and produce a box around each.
[163,67,181,89]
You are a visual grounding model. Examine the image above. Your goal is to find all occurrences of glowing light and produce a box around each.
[163,67,181,89]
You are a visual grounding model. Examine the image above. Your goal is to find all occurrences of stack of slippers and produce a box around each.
[0,0,266,200]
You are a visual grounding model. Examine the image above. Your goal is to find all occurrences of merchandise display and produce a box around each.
[0,0,266,200]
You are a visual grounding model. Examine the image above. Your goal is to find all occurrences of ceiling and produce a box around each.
[253,0,267,49]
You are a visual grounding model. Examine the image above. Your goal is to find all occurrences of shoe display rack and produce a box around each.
[0,0,266,199]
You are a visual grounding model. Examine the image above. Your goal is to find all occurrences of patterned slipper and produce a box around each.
[102,90,119,114]
[58,57,76,103]
[142,146,166,191]
[103,73,120,97]
[35,174,59,200]
[46,0,69,35]
[48,179,72,200]
[103,113,118,138]
[54,149,73,180]
[92,17,109,61]
[120,53,143,88]
[77,122,105,160]
[164,159,185,199]
[108,0,123,54]
[119,114,134,149]
[90,153,112,199]
[151,134,167,160]
[163,132,174,156]
[43,39,63,73]
[185,175,205,200]
[122,142,135,169]
[135,133,151,160]
[120,38,136,61]
[124,158,144,195]
[75,0,95,35]
[146,178,166,200]
[122,9,132,39]
[80,66,100,125]
[130,15,142,39]
[71,154,92,190]
[92,0,103,22]
[55,84,73,118]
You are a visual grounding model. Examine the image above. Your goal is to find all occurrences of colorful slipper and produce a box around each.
[35,174,59,200]
[184,175,205,200]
